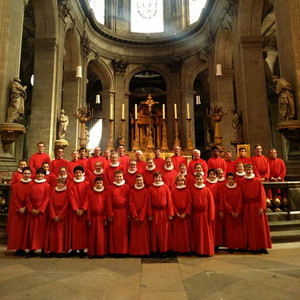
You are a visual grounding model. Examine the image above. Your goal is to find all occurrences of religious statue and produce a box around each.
[274,77,296,122]
[58,109,69,140]
[7,77,27,123]
[232,112,243,141]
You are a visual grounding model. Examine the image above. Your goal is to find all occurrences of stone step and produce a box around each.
[269,220,300,231]
[267,211,300,222]
[270,230,300,243]
[0,232,8,244]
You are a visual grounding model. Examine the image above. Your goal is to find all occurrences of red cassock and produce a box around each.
[29,152,51,172]
[50,176,72,189]
[68,160,84,178]
[10,170,23,190]
[129,186,150,255]
[190,185,215,256]
[241,177,272,250]
[187,173,206,189]
[221,184,244,249]
[7,180,32,250]
[105,165,124,185]
[188,158,208,176]
[103,158,111,169]
[143,169,156,188]
[136,160,147,174]
[235,156,252,166]
[78,157,88,171]
[50,158,69,177]
[46,188,69,253]
[86,189,108,256]
[153,157,165,172]
[205,180,224,246]
[171,186,192,253]
[44,172,57,187]
[119,155,130,171]
[87,171,109,190]
[162,168,177,190]
[235,173,245,187]
[124,170,137,188]
[208,157,227,174]
[225,160,236,174]
[268,157,286,181]
[148,184,174,252]
[251,155,270,180]
[107,183,131,254]
[171,155,187,172]
[87,156,106,172]
[68,179,90,250]
[25,180,50,250]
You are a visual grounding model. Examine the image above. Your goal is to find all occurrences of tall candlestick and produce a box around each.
[76,66,82,78]
[162,104,165,119]
[174,103,177,119]
[122,104,125,119]
[187,103,190,119]
[110,103,113,120]
[135,104,138,119]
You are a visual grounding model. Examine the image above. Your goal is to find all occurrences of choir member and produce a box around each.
[78,147,88,170]
[57,167,72,186]
[224,151,236,174]
[171,175,192,254]
[67,150,82,178]
[217,168,226,189]
[124,160,138,188]
[190,173,215,256]
[7,167,32,256]
[241,164,272,254]
[153,148,165,172]
[107,170,131,256]
[208,147,227,175]
[106,152,124,185]
[86,177,108,258]
[87,146,105,173]
[235,162,246,186]
[50,148,69,177]
[171,145,187,172]
[135,150,147,173]
[68,165,90,258]
[148,171,174,257]
[235,147,251,166]
[143,158,157,188]
[178,163,191,187]
[268,148,286,182]
[162,157,177,190]
[117,144,130,170]
[87,161,109,190]
[188,149,208,177]
[129,174,150,256]
[188,163,205,188]
[10,159,28,189]
[29,142,51,173]
[42,162,57,186]
[103,148,111,169]
[251,144,270,181]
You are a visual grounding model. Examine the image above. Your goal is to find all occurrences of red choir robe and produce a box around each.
[171,155,187,172]
[153,157,165,172]
[171,186,192,253]
[188,158,208,176]
[225,160,236,174]
[25,180,50,250]
[103,158,111,169]
[47,187,69,253]
[50,175,72,189]
[190,184,215,256]
[124,170,138,188]
[205,179,224,246]
[241,176,272,250]
[50,158,69,177]
[7,179,32,250]
[68,178,90,250]
[87,170,109,190]
[217,178,227,190]
[119,155,130,170]
[178,172,192,188]
[148,183,174,252]
[162,167,177,190]
[136,160,147,174]
[221,184,244,249]
[86,187,107,256]
[251,155,270,180]
[235,156,251,166]
[10,169,23,190]
[143,168,156,188]
[187,172,206,189]
[44,171,57,187]
[208,157,227,174]
[129,185,150,255]
[68,160,83,178]
[268,157,286,181]
[107,182,131,254]
[29,152,51,173]
[105,164,124,185]
[235,173,245,187]
[78,157,88,171]
[87,156,106,172]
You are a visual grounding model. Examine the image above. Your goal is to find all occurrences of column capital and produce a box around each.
[29,37,58,51]
[240,36,264,48]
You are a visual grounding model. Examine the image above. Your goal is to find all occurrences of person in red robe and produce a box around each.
[171,175,192,254]
[188,149,208,177]
[87,146,106,173]
[205,168,224,250]
[171,145,187,172]
[178,163,192,188]
[53,166,72,187]
[46,178,69,257]
[241,164,272,253]
[50,148,69,177]
[78,147,88,171]
[235,163,246,187]
[87,161,109,190]
[10,159,28,190]
[135,150,147,173]
[67,150,82,179]
[107,170,131,256]
[190,173,215,256]
[103,149,111,169]
[162,157,177,190]
[208,147,227,175]
[187,163,205,188]
[251,144,270,181]
[217,168,226,189]
[25,168,50,257]
[221,173,244,252]
[129,174,150,256]
[224,151,236,174]
[42,162,57,187]
[118,144,130,170]
[86,176,108,258]
[143,158,157,188]
[235,147,251,166]
[148,172,174,257]
[7,167,32,256]
[153,148,165,172]
[68,165,90,258]
[124,160,138,188]
[29,142,51,174]
[106,152,124,185]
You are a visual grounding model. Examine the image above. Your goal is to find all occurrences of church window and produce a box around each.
[189,0,207,24]
[89,0,105,25]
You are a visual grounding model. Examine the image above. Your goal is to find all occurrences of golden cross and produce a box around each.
[140,94,159,112]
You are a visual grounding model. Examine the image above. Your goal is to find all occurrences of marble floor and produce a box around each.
[0,243,300,300]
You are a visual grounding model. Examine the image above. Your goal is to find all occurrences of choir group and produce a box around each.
[7,142,286,258]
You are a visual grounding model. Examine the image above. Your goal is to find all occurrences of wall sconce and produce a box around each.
[76,66,82,78]
[96,94,101,104]
[196,95,201,105]
[216,64,222,77]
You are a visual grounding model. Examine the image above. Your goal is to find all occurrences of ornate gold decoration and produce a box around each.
[0,123,26,152]
[185,118,194,152]
[74,107,93,147]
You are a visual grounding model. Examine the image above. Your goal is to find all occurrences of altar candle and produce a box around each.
[76,66,82,78]
[110,103,113,120]
[187,103,190,119]
[135,104,138,119]
[174,103,177,119]
[122,104,125,119]
[162,104,165,119]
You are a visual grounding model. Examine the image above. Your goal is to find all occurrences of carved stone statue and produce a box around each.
[274,77,296,122]
[232,112,243,141]
[58,109,69,140]
[7,77,27,123]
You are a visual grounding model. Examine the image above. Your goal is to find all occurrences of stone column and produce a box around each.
[28,37,58,157]
[115,0,130,34]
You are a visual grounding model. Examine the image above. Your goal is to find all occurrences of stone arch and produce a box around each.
[215,29,233,70]
[63,30,81,71]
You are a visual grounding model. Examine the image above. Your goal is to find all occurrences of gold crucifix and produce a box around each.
[141,94,159,112]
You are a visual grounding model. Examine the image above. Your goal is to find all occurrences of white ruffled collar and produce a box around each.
[226,183,237,189]
[194,171,204,176]
[59,174,68,179]
[113,180,125,186]
[73,176,85,183]
[206,178,218,184]
[146,165,156,171]
[45,171,50,175]
[128,169,137,174]
[179,171,187,176]
[17,168,23,173]
[34,179,46,183]
[153,181,164,187]
[134,184,145,190]
[194,183,206,189]
[93,169,103,175]
[111,161,120,168]
[55,186,67,192]
[218,177,225,182]
[93,186,104,192]
[236,172,246,177]
[21,178,31,183]
[164,165,174,171]
[245,173,255,179]
[176,185,186,189]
